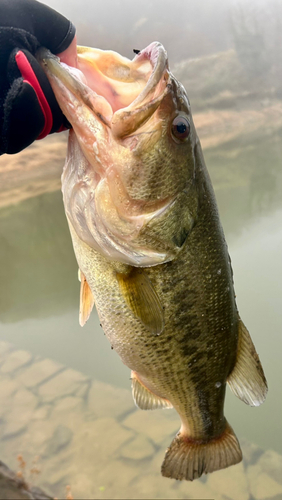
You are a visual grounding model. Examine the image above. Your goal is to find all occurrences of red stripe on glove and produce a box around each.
[15,51,53,139]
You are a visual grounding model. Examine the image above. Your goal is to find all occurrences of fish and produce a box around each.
[37,42,267,481]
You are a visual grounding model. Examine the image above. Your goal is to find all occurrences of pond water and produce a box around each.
[0,42,282,500]
[0,122,281,499]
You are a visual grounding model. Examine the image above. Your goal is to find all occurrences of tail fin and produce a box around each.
[161,420,242,481]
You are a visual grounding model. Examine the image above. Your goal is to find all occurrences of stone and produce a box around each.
[43,425,73,457]
[1,350,32,374]
[42,419,138,498]
[241,438,264,466]
[256,449,282,484]
[0,341,13,360]
[43,468,69,488]
[13,388,38,410]
[50,396,82,416]
[206,462,249,500]
[2,388,38,439]
[31,405,52,421]
[121,408,179,445]
[71,418,135,462]
[178,477,222,499]
[247,464,282,499]
[1,420,28,440]
[66,473,95,499]
[149,446,168,473]
[87,380,135,419]
[38,368,90,403]
[264,496,282,500]
[181,481,217,500]
[0,379,19,416]
[74,381,90,399]
[21,420,55,451]
[19,359,63,388]
[120,434,155,460]
[89,459,140,498]
[129,472,186,498]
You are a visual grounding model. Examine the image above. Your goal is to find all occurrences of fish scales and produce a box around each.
[38,41,267,481]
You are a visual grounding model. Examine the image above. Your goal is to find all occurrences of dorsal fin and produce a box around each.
[227,318,267,406]
[116,268,164,335]
[78,269,95,326]
[131,371,173,410]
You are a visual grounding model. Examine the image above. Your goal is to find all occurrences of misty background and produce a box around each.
[0,0,282,477]
[43,0,282,87]
[37,0,282,115]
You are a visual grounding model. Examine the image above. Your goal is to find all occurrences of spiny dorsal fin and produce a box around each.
[79,269,95,327]
[116,268,164,335]
[131,371,173,410]
[227,318,267,406]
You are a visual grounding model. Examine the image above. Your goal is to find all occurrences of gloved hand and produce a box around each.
[0,0,77,155]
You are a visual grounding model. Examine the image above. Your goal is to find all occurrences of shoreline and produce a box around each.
[1,102,281,209]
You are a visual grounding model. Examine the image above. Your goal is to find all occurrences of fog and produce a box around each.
[42,0,282,66]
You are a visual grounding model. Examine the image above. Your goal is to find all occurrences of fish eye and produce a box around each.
[171,115,190,142]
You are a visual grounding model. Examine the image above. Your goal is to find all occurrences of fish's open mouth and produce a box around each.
[37,42,170,139]
[37,43,180,267]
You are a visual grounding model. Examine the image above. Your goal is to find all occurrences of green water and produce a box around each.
[0,126,281,466]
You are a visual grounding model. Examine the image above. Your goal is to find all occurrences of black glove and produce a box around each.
[0,0,76,154]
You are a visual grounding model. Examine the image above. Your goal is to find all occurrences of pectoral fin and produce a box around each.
[227,318,267,406]
[78,269,95,326]
[132,371,173,410]
[116,268,164,335]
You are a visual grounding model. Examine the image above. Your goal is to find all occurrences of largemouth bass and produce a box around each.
[38,42,267,481]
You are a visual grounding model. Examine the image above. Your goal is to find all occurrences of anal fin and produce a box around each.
[131,371,173,410]
[78,269,95,327]
[227,318,267,406]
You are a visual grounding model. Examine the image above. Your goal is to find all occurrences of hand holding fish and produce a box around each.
[0,0,77,155]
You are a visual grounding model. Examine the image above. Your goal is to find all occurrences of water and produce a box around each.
[0,124,281,498]
[1,6,282,494]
